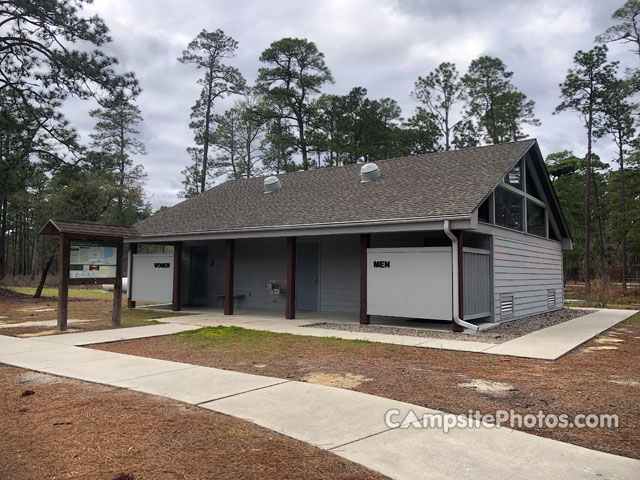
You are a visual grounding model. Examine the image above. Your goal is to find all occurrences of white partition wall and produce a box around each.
[131,253,174,303]
[367,247,452,320]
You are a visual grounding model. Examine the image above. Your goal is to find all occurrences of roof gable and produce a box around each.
[473,142,571,241]
[135,139,537,237]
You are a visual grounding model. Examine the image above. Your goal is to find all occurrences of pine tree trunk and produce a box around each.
[34,250,57,299]
[30,224,39,280]
[0,197,6,279]
[619,142,628,290]
[584,112,592,296]
[201,71,214,193]
[118,123,126,223]
[592,174,607,306]
[297,113,308,170]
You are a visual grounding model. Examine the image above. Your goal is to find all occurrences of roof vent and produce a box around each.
[264,175,282,193]
[360,163,381,183]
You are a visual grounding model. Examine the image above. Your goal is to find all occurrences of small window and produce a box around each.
[500,294,514,318]
[547,290,556,309]
[495,187,523,231]
[503,162,522,190]
[478,197,491,223]
[527,201,546,237]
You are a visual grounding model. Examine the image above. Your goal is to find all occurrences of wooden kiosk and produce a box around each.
[40,219,139,331]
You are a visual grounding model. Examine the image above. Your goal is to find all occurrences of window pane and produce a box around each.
[503,163,522,190]
[495,187,523,231]
[526,163,542,199]
[478,196,491,223]
[527,201,546,237]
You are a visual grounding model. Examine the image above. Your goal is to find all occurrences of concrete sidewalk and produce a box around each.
[28,322,199,346]
[0,332,638,479]
[482,309,635,359]
[156,308,637,360]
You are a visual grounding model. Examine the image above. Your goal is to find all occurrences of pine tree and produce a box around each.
[179,29,245,192]
[89,88,147,223]
[556,46,617,294]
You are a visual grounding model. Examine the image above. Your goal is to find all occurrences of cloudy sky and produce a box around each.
[62,0,635,209]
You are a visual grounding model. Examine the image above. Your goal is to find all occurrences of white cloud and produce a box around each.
[61,0,633,209]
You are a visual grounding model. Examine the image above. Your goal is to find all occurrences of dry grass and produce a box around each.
[7,286,112,299]
[0,365,387,480]
[94,322,640,460]
[564,282,640,308]
[0,287,182,337]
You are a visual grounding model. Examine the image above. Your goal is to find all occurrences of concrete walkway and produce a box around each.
[0,332,638,479]
[28,322,200,346]
[155,308,638,360]
[483,309,635,360]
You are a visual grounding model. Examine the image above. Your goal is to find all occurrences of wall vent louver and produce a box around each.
[547,290,556,309]
[500,294,514,318]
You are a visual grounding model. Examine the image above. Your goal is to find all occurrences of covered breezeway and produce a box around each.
[128,230,493,330]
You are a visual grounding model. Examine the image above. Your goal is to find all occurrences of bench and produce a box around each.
[218,294,246,310]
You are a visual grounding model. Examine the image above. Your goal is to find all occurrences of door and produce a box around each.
[189,247,208,306]
[296,243,319,311]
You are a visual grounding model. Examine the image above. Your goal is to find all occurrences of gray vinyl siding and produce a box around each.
[233,238,287,311]
[491,228,563,321]
[207,241,226,305]
[319,235,360,314]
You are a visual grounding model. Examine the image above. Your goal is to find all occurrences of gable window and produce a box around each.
[527,200,546,237]
[525,163,542,199]
[495,187,523,231]
[503,162,522,190]
[478,196,491,223]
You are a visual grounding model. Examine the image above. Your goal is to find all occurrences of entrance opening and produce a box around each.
[296,242,319,311]
[189,246,208,306]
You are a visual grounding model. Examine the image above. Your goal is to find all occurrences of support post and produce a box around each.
[453,231,464,332]
[57,233,70,331]
[286,237,296,319]
[360,233,370,324]
[112,238,123,326]
[172,242,182,311]
[224,239,235,315]
[127,243,137,308]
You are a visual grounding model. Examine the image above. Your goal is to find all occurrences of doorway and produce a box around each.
[189,247,208,306]
[296,243,319,311]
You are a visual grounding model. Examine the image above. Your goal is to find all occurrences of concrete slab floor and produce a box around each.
[332,418,640,480]
[39,353,195,384]
[200,380,440,450]
[29,323,200,346]
[111,366,288,404]
[0,345,114,370]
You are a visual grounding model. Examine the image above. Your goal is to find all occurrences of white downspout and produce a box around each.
[444,220,479,332]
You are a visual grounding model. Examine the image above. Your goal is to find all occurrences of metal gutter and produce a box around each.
[444,220,479,332]
[127,214,473,243]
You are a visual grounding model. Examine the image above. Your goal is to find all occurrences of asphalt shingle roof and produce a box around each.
[135,139,536,237]
[40,219,140,238]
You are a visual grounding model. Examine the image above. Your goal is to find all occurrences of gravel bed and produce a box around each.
[304,308,593,344]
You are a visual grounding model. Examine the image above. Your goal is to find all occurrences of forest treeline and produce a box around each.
[0,0,639,296]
